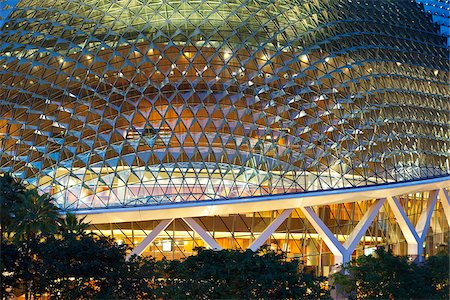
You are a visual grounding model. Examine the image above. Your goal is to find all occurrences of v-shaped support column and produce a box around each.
[182,217,222,250]
[126,219,173,260]
[248,209,294,251]
[387,190,438,262]
[438,188,450,227]
[301,198,386,265]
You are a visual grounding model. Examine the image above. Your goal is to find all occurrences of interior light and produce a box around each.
[223,51,232,60]
[162,240,172,251]
[299,54,309,63]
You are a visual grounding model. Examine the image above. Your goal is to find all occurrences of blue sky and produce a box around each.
[0,0,18,28]
[417,0,450,44]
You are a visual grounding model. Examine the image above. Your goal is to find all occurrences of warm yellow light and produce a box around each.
[223,51,232,60]
[299,54,309,63]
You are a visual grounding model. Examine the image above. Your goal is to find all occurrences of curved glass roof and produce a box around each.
[0,0,448,210]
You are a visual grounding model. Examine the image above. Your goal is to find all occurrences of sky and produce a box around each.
[0,0,449,44]
[0,0,18,28]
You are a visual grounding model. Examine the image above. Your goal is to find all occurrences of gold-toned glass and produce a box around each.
[1,0,448,210]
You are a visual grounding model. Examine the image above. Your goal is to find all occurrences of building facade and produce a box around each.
[1,0,449,275]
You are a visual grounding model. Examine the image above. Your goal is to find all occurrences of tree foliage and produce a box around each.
[154,247,330,299]
[58,213,90,237]
[331,247,449,300]
[0,173,26,235]
[2,240,330,299]
[10,189,60,241]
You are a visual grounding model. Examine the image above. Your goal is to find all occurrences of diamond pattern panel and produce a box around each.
[0,0,449,210]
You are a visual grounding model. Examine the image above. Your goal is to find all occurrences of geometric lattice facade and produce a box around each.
[1,0,449,210]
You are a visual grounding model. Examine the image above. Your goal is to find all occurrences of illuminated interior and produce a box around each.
[1,1,448,209]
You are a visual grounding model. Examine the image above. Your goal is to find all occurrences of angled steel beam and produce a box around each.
[300,206,346,264]
[302,199,386,265]
[387,190,438,261]
[126,219,173,260]
[438,188,450,227]
[415,190,438,240]
[78,177,450,224]
[182,217,222,250]
[388,196,419,243]
[248,209,293,251]
[343,198,386,252]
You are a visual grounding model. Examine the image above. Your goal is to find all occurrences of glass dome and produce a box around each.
[0,0,448,210]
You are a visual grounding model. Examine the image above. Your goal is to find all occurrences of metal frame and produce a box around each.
[387,190,439,261]
[77,177,449,224]
[248,209,294,251]
[126,219,173,260]
[103,180,449,267]
[301,199,386,265]
[439,188,450,227]
[182,217,222,250]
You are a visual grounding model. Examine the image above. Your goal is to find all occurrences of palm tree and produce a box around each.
[10,189,60,241]
[58,213,91,237]
[0,173,26,235]
[5,188,60,299]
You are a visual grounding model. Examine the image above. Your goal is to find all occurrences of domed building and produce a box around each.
[1,0,449,272]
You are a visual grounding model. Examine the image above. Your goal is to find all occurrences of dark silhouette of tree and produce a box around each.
[58,213,90,237]
[156,247,331,299]
[331,247,449,300]
[10,189,60,242]
[0,173,26,238]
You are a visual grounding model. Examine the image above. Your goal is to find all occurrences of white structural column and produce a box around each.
[126,219,173,260]
[343,198,386,253]
[387,190,438,261]
[301,198,386,265]
[438,188,450,227]
[182,217,222,250]
[248,209,294,251]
